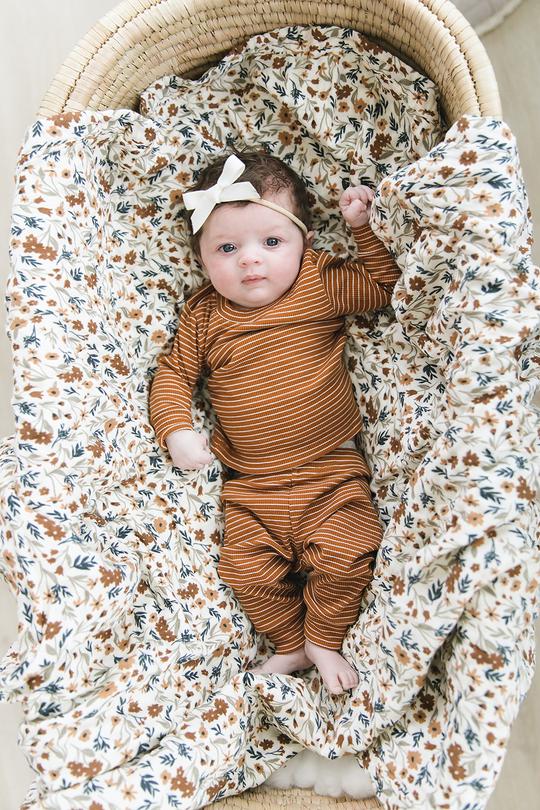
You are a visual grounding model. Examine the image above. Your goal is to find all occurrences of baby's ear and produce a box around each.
[304,230,315,248]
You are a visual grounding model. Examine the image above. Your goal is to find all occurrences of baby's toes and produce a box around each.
[325,674,345,695]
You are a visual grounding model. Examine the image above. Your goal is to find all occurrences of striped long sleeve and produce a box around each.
[319,224,400,315]
[149,292,209,448]
[148,225,400,472]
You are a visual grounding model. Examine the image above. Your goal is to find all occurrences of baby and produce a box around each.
[150,151,400,694]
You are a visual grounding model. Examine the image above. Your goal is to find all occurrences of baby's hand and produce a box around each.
[339,185,375,228]
[165,429,214,470]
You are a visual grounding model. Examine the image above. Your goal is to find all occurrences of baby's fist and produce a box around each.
[165,429,214,470]
[339,185,375,228]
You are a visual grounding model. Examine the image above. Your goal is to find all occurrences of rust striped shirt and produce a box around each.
[149,224,399,474]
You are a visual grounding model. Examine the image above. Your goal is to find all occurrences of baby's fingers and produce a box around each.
[197,447,215,467]
[186,454,213,470]
[342,185,374,204]
[340,186,357,206]
[346,198,369,217]
[355,186,374,204]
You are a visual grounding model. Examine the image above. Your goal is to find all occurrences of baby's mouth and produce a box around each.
[242,275,266,284]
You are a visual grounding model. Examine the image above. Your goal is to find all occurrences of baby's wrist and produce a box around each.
[165,427,195,445]
[350,220,368,230]
[346,212,370,227]
[350,221,373,234]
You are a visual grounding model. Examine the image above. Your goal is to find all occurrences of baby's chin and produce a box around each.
[228,285,289,310]
[229,294,279,310]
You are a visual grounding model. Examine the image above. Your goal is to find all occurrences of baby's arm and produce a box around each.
[318,184,400,314]
[149,295,214,470]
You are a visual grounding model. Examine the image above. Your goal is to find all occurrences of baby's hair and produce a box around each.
[187,150,311,255]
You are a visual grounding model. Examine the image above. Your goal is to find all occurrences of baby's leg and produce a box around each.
[218,486,306,665]
[301,469,383,694]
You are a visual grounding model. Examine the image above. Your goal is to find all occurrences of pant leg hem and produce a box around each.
[304,616,348,650]
[272,624,306,654]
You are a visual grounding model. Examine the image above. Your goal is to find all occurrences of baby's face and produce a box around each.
[198,189,308,310]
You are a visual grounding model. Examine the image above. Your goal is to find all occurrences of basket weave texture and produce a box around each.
[40,0,500,123]
[217,787,381,809]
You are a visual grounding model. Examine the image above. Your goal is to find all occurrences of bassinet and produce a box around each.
[8,1,511,809]
[40,0,501,123]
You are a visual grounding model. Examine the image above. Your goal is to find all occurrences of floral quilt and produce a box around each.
[1,25,539,810]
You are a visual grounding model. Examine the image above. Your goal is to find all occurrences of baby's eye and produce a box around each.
[219,243,236,254]
[265,237,281,247]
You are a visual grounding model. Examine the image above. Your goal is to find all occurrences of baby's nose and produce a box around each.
[238,251,261,266]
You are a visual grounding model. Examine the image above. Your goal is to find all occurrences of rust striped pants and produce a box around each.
[218,447,382,653]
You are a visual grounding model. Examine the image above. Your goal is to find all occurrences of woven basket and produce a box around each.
[218,787,382,809]
[37,1,500,808]
[39,0,501,123]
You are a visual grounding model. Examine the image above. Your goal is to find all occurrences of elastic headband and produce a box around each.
[183,154,308,235]
[250,198,308,234]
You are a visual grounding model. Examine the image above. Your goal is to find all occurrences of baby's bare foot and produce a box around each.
[251,648,312,676]
[304,640,358,695]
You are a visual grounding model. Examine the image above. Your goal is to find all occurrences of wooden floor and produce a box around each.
[0,0,539,807]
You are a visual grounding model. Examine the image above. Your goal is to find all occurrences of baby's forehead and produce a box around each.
[202,198,297,239]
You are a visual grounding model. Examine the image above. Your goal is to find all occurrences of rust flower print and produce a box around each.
[0,22,538,810]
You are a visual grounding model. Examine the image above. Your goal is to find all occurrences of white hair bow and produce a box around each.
[183,154,259,234]
[183,154,308,235]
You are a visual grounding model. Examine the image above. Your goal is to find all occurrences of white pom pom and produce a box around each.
[265,750,376,798]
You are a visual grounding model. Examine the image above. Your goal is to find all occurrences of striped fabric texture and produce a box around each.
[149,223,399,474]
[219,447,382,652]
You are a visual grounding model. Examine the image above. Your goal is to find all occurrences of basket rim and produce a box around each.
[38,0,501,123]
[216,785,383,808]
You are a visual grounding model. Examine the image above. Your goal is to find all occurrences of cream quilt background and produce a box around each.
[0,26,539,810]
